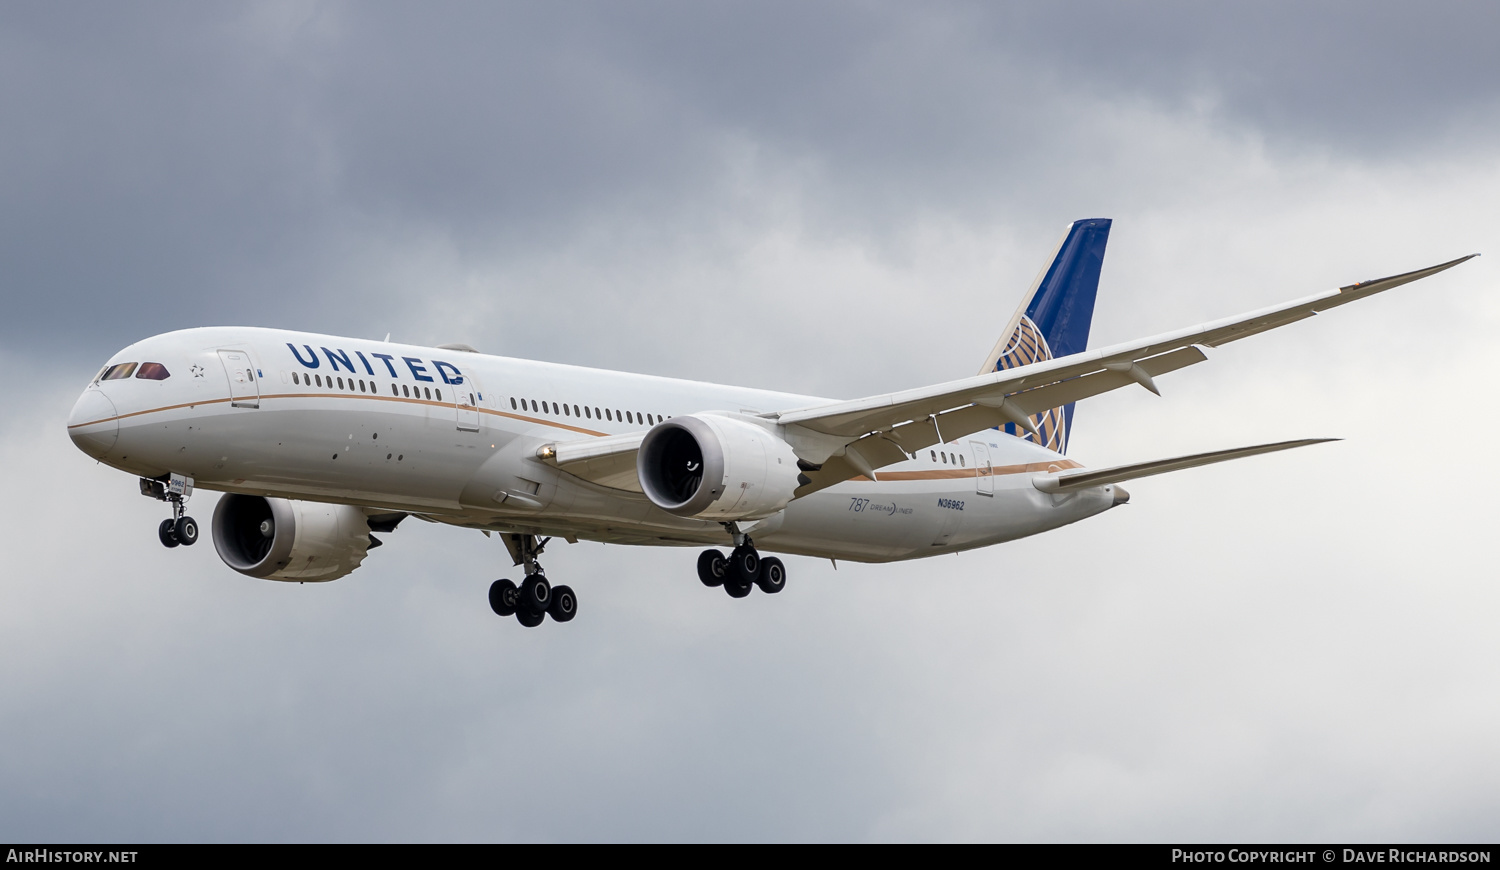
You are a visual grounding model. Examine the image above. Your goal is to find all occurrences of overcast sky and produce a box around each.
[2,1,1498,842]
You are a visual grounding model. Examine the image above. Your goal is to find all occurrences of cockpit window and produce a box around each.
[135,362,170,380]
[100,363,137,381]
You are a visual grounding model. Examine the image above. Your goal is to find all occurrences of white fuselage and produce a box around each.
[67,327,1118,563]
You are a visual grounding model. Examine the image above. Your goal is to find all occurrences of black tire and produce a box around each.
[158,519,180,548]
[548,585,577,623]
[174,516,199,546]
[697,549,727,587]
[731,545,760,585]
[723,577,753,599]
[519,574,551,614]
[515,608,545,628]
[489,579,519,617]
[756,557,786,594]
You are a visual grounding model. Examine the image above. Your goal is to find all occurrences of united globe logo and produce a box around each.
[993,315,1068,454]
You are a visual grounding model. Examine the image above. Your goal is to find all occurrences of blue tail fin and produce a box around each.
[977,218,1111,455]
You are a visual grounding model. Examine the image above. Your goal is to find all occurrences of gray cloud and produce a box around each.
[7,2,1499,358]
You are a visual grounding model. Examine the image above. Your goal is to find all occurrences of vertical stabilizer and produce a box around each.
[977,218,1111,454]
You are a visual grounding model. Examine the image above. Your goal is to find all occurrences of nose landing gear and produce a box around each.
[488,533,578,627]
[142,474,198,548]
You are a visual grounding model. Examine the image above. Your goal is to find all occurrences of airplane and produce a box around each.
[65,219,1475,628]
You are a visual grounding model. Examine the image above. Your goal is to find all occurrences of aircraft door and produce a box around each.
[970,440,993,496]
[456,387,481,432]
[218,350,260,409]
[453,368,482,432]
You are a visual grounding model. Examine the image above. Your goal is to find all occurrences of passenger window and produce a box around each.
[531,400,538,412]
[606,409,613,421]
[563,404,570,416]
[960,455,966,467]
[391,384,399,396]
[584,406,592,419]
[101,363,137,381]
[135,363,170,380]
[292,372,300,385]
[510,398,517,410]
[594,407,601,419]
[402,384,410,397]
[435,389,442,402]
[424,387,432,400]
[930,450,936,461]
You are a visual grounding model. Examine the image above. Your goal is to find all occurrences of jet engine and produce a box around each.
[637,414,803,520]
[211,494,373,582]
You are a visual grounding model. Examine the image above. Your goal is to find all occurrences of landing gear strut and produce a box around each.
[143,474,198,548]
[697,525,787,598]
[488,533,577,627]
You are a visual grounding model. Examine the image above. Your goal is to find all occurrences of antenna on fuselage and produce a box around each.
[384,333,391,342]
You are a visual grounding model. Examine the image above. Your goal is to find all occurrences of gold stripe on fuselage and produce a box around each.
[68,392,1082,480]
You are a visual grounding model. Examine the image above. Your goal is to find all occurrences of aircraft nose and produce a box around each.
[68,387,119,459]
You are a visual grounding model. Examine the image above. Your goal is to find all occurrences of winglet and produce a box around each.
[1328,254,1478,305]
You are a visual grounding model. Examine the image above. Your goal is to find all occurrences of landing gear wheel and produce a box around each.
[519,574,551,614]
[756,557,786,594]
[158,519,180,548]
[174,516,199,546]
[489,579,519,617]
[515,609,545,628]
[697,549,728,587]
[723,577,753,599]
[731,545,760,585]
[548,585,577,623]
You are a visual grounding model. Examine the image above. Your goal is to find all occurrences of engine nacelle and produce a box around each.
[638,414,803,520]
[212,495,372,582]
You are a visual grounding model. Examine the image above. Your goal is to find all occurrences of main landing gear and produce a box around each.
[696,526,786,598]
[142,475,198,548]
[488,533,577,628]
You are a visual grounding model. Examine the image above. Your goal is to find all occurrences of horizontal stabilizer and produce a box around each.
[1031,438,1338,494]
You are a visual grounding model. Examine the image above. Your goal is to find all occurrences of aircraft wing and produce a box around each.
[777,255,1474,437]
[773,255,1473,490]
[540,430,648,492]
[540,255,1472,494]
